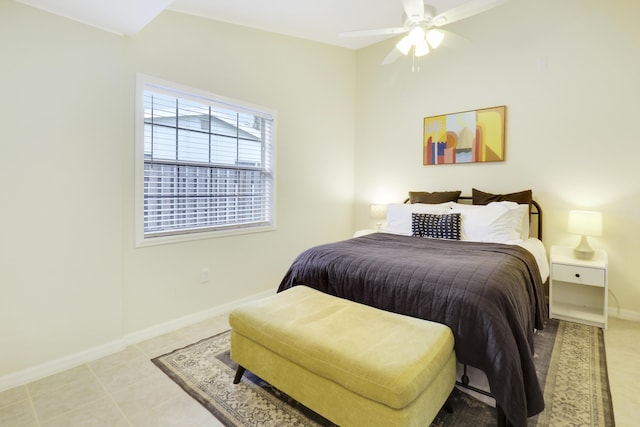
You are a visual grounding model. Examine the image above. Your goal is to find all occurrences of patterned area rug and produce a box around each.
[152,319,614,426]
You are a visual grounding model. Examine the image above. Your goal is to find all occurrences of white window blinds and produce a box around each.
[140,79,275,239]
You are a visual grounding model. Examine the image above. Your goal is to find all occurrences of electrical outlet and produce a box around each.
[200,268,209,283]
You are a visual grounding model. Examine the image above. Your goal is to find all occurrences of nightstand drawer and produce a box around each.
[552,264,605,287]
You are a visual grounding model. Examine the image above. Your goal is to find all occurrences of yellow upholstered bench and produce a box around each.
[229,286,456,427]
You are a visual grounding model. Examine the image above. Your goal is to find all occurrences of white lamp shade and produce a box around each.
[567,210,602,236]
[395,36,412,55]
[414,40,430,57]
[370,204,387,219]
[426,29,444,48]
[408,26,425,45]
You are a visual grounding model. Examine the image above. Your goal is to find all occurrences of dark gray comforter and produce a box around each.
[277,232,547,427]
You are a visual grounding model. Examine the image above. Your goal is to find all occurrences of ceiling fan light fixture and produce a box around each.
[342,0,510,68]
[395,36,412,55]
[426,29,444,48]
[408,26,426,45]
[414,40,430,57]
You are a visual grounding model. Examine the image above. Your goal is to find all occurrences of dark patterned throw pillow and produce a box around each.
[412,213,461,240]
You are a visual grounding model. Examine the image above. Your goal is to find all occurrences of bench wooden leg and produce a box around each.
[442,391,454,414]
[233,365,246,384]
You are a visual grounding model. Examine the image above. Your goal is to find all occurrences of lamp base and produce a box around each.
[574,235,595,260]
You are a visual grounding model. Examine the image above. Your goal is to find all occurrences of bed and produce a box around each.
[277,191,549,427]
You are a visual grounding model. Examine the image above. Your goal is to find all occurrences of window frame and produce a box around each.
[135,74,276,247]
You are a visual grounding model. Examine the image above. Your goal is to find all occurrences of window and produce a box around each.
[136,75,275,245]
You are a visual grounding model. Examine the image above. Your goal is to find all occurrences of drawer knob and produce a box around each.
[575,273,581,278]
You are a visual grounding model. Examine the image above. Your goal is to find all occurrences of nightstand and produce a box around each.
[549,246,608,329]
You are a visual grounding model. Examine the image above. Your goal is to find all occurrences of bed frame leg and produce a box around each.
[461,364,470,385]
[233,365,246,384]
[457,364,514,426]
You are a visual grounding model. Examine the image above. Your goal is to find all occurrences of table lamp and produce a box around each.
[567,210,602,259]
[370,204,387,231]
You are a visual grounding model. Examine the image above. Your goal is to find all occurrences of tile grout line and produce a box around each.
[134,339,203,410]
[88,344,186,425]
[24,385,42,427]
[30,363,116,426]
[85,362,135,427]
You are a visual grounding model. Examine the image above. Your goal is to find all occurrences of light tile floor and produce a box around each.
[603,317,640,427]
[0,316,230,427]
[1,315,638,426]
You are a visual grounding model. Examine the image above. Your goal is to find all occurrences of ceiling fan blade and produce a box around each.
[437,29,471,49]
[402,0,425,21]
[339,27,407,38]
[382,47,402,65]
[433,0,508,27]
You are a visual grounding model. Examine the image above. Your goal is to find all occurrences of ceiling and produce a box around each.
[16,0,471,50]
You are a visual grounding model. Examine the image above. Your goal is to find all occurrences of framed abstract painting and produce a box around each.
[423,105,506,165]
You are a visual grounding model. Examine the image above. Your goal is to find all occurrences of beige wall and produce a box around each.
[121,12,356,333]
[0,2,126,378]
[0,2,356,380]
[353,0,640,318]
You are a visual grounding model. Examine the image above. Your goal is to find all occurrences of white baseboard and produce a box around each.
[0,339,127,394]
[608,306,640,322]
[124,288,275,345]
[0,288,276,393]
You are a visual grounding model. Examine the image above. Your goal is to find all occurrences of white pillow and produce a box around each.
[450,201,524,243]
[518,204,530,240]
[385,202,453,236]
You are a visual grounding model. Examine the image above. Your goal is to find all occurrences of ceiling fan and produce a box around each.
[340,0,509,69]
